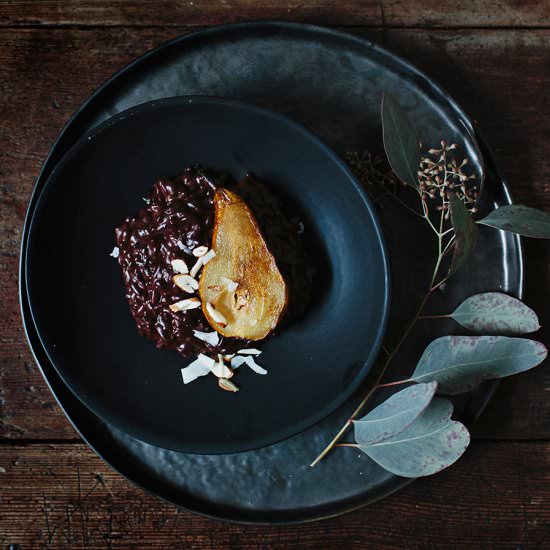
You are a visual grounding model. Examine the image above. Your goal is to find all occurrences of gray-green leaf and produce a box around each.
[353,382,437,445]
[477,205,550,238]
[359,398,470,478]
[410,336,547,394]
[450,292,540,334]
[448,194,477,277]
[381,94,420,189]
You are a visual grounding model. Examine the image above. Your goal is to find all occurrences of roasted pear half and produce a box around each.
[199,188,288,340]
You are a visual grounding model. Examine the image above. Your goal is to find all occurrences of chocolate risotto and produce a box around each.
[115,165,313,358]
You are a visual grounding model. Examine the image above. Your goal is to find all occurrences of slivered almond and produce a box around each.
[190,257,203,277]
[173,274,199,292]
[218,378,239,392]
[192,245,208,257]
[171,258,189,274]
[201,249,216,265]
[169,297,201,312]
[221,277,239,292]
[206,302,228,326]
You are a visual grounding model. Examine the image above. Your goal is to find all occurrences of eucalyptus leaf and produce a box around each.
[359,398,470,478]
[448,194,477,277]
[477,205,550,238]
[353,381,437,445]
[410,336,547,394]
[381,94,420,189]
[450,292,540,334]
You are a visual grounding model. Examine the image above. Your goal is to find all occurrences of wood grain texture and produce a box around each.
[0,441,549,547]
[0,1,549,544]
[1,26,548,440]
[0,1,549,28]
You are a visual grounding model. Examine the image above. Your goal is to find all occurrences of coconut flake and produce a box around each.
[181,357,211,384]
[171,258,189,274]
[231,355,267,375]
[237,348,262,356]
[192,246,208,257]
[192,330,220,347]
[109,246,119,259]
[197,353,216,369]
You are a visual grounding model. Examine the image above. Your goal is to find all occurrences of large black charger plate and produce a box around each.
[25,96,390,454]
[20,22,522,523]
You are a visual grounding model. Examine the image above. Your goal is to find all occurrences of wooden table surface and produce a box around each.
[1,1,549,548]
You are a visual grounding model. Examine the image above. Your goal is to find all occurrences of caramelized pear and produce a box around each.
[199,188,288,340]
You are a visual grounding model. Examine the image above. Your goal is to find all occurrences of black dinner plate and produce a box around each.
[20,22,522,523]
[25,96,390,454]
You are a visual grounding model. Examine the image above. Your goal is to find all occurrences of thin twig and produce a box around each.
[418,314,450,320]
[377,379,411,388]
[310,267,438,467]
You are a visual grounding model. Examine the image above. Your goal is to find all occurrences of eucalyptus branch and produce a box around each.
[310,240,447,467]
[312,136,481,466]
[316,95,550,479]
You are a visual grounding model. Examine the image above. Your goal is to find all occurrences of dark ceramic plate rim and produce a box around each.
[24,94,391,454]
[20,134,512,527]
[19,21,522,524]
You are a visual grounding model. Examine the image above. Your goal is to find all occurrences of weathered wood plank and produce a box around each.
[1,27,549,439]
[0,1,549,28]
[0,441,549,547]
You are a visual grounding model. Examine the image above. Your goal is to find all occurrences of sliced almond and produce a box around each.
[201,249,216,265]
[231,355,267,375]
[171,258,189,274]
[192,245,208,257]
[205,302,228,326]
[218,378,239,392]
[197,353,216,369]
[173,274,199,292]
[169,297,201,312]
[181,357,211,384]
[210,356,234,379]
[177,240,191,254]
[109,246,119,259]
